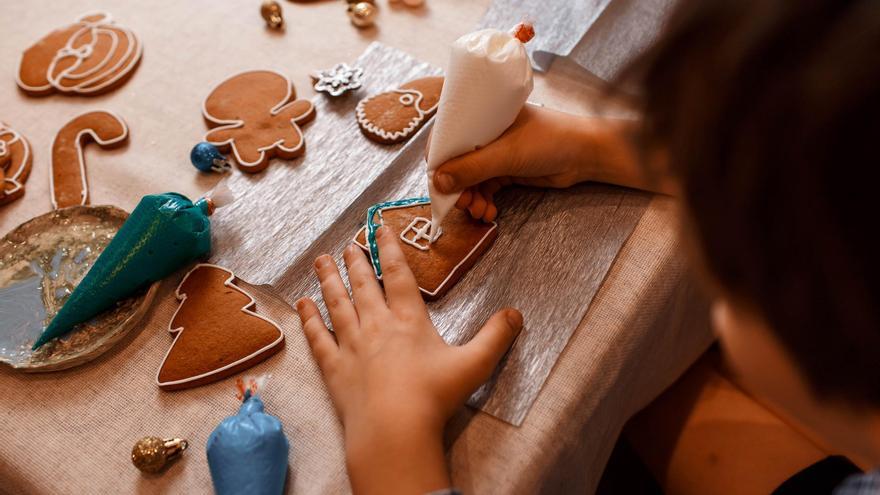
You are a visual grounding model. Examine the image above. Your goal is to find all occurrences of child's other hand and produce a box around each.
[298,226,522,495]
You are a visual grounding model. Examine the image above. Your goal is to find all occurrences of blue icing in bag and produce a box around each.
[207,390,289,495]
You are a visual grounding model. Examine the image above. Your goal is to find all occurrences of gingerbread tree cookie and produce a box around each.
[202,70,316,173]
[156,264,285,391]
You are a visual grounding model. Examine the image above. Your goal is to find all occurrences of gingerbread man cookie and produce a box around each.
[16,12,142,96]
[51,111,129,209]
[356,76,443,144]
[156,264,285,391]
[202,70,316,173]
[0,122,33,206]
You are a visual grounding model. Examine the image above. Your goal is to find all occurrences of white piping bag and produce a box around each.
[426,23,535,239]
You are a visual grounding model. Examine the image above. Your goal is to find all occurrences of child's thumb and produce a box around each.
[459,308,523,389]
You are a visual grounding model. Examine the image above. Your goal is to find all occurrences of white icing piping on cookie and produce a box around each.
[399,216,441,251]
[15,12,143,95]
[0,125,31,197]
[356,88,439,141]
[155,263,285,389]
[49,110,129,210]
[353,200,497,297]
[201,69,315,171]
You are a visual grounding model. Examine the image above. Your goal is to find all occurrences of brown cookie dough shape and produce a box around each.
[202,70,317,173]
[16,12,142,96]
[0,122,33,207]
[51,111,129,210]
[156,264,285,391]
[353,202,497,299]
[356,76,444,144]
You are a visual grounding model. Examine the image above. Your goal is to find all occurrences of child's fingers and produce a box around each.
[459,308,523,390]
[484,202,498,222]
[455,188,473,209]
[467,191,488,220]
[343,244,387,317]
[314,254,359,343]
[375,226,424,315]
[297,297,338,373]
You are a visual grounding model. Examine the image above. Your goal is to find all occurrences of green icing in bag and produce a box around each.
[33,193,214,349]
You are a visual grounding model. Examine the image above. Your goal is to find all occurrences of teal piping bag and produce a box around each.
[32,184,234,349]
[207,377,289,495]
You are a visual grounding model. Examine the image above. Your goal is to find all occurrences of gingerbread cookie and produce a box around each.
[157,264,285,391]
[0,122,33,207]
[353,198,497,300]
[356,76,443,144]
[51,111,129,209]
[16,12,142,96]
[202,70,316,173]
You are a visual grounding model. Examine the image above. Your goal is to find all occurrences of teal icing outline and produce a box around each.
[365,197,430,277]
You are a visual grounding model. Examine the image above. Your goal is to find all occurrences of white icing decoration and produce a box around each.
[155,263,285,390]
[353,199,497,297]
[49,110,129,210]
[399,216,441,251]
[0,123,32,198]
[15,12,143,95]
[356,86,439,141]
[201,69,315,171]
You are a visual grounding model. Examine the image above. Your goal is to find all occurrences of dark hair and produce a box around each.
[622,0,880,405]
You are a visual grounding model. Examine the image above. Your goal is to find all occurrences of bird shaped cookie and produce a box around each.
[356,76,443,144]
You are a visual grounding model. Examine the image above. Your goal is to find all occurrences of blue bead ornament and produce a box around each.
[190,142,231,173]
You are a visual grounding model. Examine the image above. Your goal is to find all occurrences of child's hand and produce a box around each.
[297,226,523,495]
[430,105,649,222]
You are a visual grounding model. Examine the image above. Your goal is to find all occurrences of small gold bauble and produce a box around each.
[131,436,189,474]
[260,0,284,29]
[347,2,377,28]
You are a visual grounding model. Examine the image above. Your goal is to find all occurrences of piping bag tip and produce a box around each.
[511,22,535,43]
[196,181,236,216]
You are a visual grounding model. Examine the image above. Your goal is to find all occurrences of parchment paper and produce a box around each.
[211,43,650,425]
[479,0,673,80]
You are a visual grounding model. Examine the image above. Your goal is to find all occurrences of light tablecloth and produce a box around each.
[0,1,713,492]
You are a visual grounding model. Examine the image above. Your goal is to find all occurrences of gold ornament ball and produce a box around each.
[131,436,189,474]
[347,2,377,28]
[260,0,284,29]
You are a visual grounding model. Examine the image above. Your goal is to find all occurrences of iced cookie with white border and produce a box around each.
[356,77,443,144]
[353,198,497,300]
[202,70,316,173]
[156,264,285,391]
[16,12,142,96]
[0,122,33,206]
[50,110,129,210]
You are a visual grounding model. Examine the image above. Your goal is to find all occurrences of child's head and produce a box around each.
[624,0,880,460]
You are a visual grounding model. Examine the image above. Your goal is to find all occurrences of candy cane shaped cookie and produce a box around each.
[50,111,128,209]
[0,122,33,207]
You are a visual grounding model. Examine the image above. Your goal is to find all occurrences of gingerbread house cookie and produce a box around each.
[353,198,497,300]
